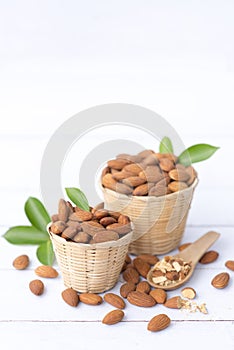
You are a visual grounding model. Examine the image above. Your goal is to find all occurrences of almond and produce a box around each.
[107,159,130,170]
[150,289,167,304]
[149,183,168,197]
[51,214,59,222]
[62,288,79,307]
[74,207,93,221]
[178,242,191,251]
[124,163,143,175]
[137,254,159,265]
[120,282,136,298]
[133,258,151,278]
[199,250,219,264]
[93,230,119,243]
[102,173,117,191]
[35,265,58,278]
[123,267,140,284]
[93,209,109,220]
[106,223,132,235]
[112,171,136,181]
[122,176,146,187]
[159,158,174,172]
[140,166,163,183]
[116,182,133,195]
[61,226,77,240]
[13,255,29,270]
[101,166,110,177]
[211,272,230,289]
[136,281,151,294]
[147,314,171,332]
[104,293,125,309]
[137,149,154,159]
[118,214,130,225]
[181,287,196,299]
[186,166,197,186]
[225,260,234,271]
[73,232,91,243]
[50,221,67,234]
[99,216,117,226]
[169,168,190,182]
[79,293,103,305]
[168,181,188,192]
[58,198,70,222]
[164,296,182,309]
[29,279,44,296]
[127,291,156,307]
[143,154,159,166]
[102,309,124,325]
[132,183,149,196]
[156,153,177,162]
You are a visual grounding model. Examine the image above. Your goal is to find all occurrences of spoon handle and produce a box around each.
[178,231,220,263]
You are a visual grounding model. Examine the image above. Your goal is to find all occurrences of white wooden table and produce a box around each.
[1,224,233,350]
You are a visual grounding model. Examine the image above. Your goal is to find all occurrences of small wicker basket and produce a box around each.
[48,224,133,293]
[102,178,198,255]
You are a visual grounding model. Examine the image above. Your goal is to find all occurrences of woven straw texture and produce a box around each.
[102,179,198,255]
[49,229,133,293]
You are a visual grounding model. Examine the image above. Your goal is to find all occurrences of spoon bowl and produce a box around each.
[147,231,220,290]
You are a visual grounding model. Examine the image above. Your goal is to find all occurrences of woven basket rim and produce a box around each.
[101,177,198,202]
[47,223,133,249]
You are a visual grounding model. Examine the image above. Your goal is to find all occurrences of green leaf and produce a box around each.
[24,197,50,232]
[36,240,54,266]
[3,226,49,245]
[159,136,174,154]
[178,144,219,166]
[65,187,90,211]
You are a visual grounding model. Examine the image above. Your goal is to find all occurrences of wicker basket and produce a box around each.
[48,225,133,293]
[102,178,198,255]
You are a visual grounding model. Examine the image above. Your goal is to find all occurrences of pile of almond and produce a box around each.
[150,255,192,287]
[101,150,197,196]
[49,199,132,244]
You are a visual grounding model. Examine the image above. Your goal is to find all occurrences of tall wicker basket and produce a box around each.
[102,179,198,255]
[48,225,133,293]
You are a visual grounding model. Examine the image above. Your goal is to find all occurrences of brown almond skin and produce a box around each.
[225,260,234,271]
[107,159,129,170]
[115,182,133,195]
[51,214,59,222]
[150,289,167,304]
[62,288,79,307]
[168,181,188,192]
[104,293,126,309]
[124,163,143,175]
[79,293,103,305]
[93,230,119,243]
[29,279,44,296]
[178,242,191,251]
[73,232,91,243]
[123,267,140,284]
[137,254,159,265]
[136,281,151,294]
[169,168,190,182]
[133,258,151,278]
[132,183,149,196]
[159,158,174,172]
[61,226,77,240]
[93,209,109,220]
[102,309,124,325]
[199,250,219,264]
[127,291,156,307]
[35,265,58,278]
[102,173,118,191]
[120,282,136,298]
[74,207,93,221]
[99,216,117,226]
[106,223,132,235]
[58,198,70,222]
[118,214,130,225]
[13,255,29,270]
[147,314,171,332]
[164,296,182,309]
[122,176,146,187]
[50,221,67,234]
[211,272,230,289]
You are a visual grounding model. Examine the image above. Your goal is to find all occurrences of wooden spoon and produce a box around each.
[147,231,220,290]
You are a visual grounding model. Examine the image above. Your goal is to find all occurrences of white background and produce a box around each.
[0,1,234,349]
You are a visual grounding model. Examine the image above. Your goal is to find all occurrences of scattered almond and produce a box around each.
[79,293,103,305]
[199,250,219,264]
[104,293,125,309]
[120,282,136,298]
[181,287,196,299]
[164,296,182,309]
[13,255,29,270]
[136,281,151,294]
[127,291,156,307]
[147,313,171,332]
[137,254,159,265]
[29,279,44,296]
[102,309,124,325]
[62,288,79,307]
[133,257,151,278]
[211,272,230,289]
[35,265,58,278]
[150,289,167,304]
[123,267,140,284]
[225,260,234,271]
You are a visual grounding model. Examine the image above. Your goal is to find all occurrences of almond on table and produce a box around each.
[13,255,30,270]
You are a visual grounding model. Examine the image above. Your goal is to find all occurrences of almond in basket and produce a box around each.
[49,198,132,244]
